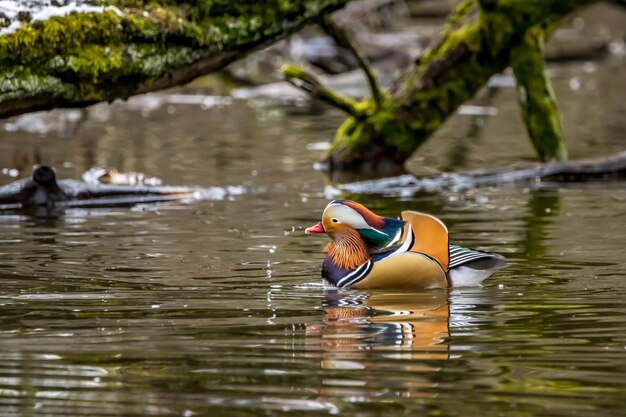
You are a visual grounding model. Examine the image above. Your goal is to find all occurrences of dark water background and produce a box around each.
[1,17,625,417]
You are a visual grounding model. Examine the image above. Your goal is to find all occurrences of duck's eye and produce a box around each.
[331,218,340,223]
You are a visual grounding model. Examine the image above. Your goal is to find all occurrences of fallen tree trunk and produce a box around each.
[0,0,348,118]
[286,0,598,174]
[338,151,626,195]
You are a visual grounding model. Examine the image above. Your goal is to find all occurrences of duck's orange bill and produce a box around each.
[305,222,325,234]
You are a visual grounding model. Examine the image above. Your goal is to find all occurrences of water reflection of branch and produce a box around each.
[523,188,561,262]
[444,86,501,172]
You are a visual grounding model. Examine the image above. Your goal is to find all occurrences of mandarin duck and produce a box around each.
[306,200,506,289]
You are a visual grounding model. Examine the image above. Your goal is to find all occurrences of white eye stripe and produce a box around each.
[323,204,371,229]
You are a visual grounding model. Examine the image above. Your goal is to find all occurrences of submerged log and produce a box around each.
[0,0,348,118]
[0,165,196,210]
[338,152,626,195]
[286,0,598,174]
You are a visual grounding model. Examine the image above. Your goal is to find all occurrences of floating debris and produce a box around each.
[82,168,163,186]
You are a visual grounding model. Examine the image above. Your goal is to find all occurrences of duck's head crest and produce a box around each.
[321,200,385,233]
[306,200,403,247]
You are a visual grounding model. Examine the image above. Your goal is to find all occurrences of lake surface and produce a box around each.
[0,51,625,416]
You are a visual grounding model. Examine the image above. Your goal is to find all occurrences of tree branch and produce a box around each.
[0,0,349,119]
[319,15,384,109]
[511,26,568,162]
[282,64,365,117]
[321,0,595,173]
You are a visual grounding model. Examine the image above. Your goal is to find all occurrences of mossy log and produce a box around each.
[286,0,597,174]
[511,26,568,162]
[0,0,349,118]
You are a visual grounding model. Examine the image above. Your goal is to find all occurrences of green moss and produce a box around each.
[333,117,362,151]
[0,0,349,117]
[0,8,205,99]
[282,63,366,117]
[0,69,69,101]
[511,26,568,162]
[330,98,414,159]
[316,0,587,171]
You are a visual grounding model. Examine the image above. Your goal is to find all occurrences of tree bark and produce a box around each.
[0,0,348,119]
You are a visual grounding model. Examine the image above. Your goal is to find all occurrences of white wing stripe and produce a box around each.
[451,254,481,262]
[385,227,403,247]
[449,249,491,268]
[337,261,373,287]
[390,224,413,257]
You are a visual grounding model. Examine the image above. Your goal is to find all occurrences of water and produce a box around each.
[0,56,625,416]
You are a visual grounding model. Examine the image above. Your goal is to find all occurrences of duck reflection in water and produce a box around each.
[306,290,450,372]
